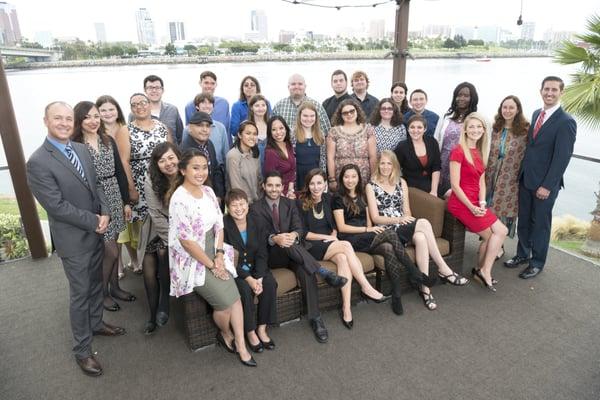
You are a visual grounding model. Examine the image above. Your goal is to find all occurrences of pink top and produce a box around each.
[264,143,297,195]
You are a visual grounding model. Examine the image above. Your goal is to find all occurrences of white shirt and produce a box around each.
[538,102,561,126]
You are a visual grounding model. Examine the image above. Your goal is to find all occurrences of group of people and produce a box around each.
[26,68,576,376]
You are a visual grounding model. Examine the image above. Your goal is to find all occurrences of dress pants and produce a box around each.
[235,272,278,332]
[60,239,104,359]
[516,181,559,269]
[268,244,321,319]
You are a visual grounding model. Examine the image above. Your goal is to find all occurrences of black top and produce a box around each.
[297,192,336,235]
[350,92,379,119]
[332,194,368,227]
[180,135,226,198]
[223,214,269,279]
[322,92,351,120]
[394,135,441,193]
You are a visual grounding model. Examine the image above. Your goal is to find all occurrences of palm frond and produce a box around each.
[562,74,600,129]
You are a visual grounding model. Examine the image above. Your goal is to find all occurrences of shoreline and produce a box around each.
[6,50,552,71]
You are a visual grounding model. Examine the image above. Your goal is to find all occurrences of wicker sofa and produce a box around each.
[178,187,465,351]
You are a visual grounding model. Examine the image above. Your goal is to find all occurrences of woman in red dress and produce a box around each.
[447,112,508,292]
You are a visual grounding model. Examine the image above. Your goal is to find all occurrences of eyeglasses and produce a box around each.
[380,107,395,112]
[130,100,149,108]
[341,109,356,116]
[145,85,163,91]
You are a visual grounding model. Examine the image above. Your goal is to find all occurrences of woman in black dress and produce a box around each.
[332,163,436,315]
[224,189,278,353]
[394,115,441,196]
[298,169,384,329]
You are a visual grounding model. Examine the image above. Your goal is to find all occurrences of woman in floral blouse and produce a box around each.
[168,149,256,367]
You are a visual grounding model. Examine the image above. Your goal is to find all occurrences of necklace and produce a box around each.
[312,202,324,220]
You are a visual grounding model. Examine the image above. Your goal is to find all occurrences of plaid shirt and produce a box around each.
[273,95,331,140]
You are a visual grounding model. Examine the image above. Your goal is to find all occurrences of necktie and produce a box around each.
[272,203,280,232]
[532,110,546,139]
[65,145,86,180]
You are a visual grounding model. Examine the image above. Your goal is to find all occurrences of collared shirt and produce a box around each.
[351,92,379,119]
[273,95,331,140]
[184,96,231,136]
[181,121,229,167]
[265,197,281,245]
[322,92,351,120]
[47,137,85,168]
[539,102,561,125]
[403,109,440,138]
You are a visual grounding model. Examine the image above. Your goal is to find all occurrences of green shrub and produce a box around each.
[0,213,30,261]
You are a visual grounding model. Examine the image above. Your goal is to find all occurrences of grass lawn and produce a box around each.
[552,240,600,264]
[0,197,47,220]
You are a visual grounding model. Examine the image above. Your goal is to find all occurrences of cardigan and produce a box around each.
[394,135,441,193]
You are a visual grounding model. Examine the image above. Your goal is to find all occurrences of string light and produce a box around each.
[281,0,396,10]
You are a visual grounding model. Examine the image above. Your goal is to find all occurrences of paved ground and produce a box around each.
[1,235,599,400]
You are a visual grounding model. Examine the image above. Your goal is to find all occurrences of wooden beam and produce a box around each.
[392,0,410,83]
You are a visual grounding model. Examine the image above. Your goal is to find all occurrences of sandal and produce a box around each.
[472,268,497,292]
[418,289,437,310]
[438,271,469,286]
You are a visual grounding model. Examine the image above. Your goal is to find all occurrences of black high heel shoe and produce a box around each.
[247,339,264,353]
[261,339,276,350]
[471,268,498,285]
[238,353,257,367]
[438,271,469,286]
[360,291,389,303]
[216,332,236,353]
[472,268,497,292]
[339,309,353,330]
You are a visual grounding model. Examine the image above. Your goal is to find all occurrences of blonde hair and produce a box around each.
[372,150,402,185]
[459,112,490,166]
[294,101,324,145]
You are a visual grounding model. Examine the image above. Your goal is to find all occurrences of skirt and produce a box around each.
[305,239,333,261]
[338,232,376,253]
[394,220,417,246]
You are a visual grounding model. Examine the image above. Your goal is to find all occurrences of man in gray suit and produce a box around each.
[27,102,126,377]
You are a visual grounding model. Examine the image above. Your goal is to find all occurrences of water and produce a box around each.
[2,57,598,219]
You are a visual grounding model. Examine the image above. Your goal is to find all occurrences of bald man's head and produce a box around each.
[287,74,306,101]
[44,101,74,144]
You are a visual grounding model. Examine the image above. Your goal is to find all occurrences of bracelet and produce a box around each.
[479,201,486,207]
[216,248,225,255]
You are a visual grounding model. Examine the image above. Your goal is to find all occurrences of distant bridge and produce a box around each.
[0,46,62,62]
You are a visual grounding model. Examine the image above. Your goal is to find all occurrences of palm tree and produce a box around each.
[555,14,600,257]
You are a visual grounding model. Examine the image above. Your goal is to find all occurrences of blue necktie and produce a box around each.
[65,145,86,180]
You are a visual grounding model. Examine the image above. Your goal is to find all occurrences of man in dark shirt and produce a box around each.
[180,111,225,203]
[322,69,351,121]
[403,89,440,138]
[350,70,378,119]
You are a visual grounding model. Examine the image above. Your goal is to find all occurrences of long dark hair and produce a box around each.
[149,142,181,205]
[266,115,292,160]
[239,75,261,101]
[166,149,211,205]
[390,82,410,114]
[299,168,327,211]
[370,97,403,127]
[95,95,126,126]
[234,120,259,158]
[337,164,367,217]
[331,98,366,127]
[492,95,530,137]
[445,82,478,120]
[72,101,110,146]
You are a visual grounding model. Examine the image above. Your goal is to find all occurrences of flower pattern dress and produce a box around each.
[86,138,125,241]
[329,124,374,184]
[485,128,527,237]
[168,185,236,298]
[370,181,416,245]
[128,120,168,222]
[439,119,463,192]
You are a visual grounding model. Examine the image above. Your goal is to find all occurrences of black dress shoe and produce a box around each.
[248,340,264,353]
[156,311,169,326]
[110,290,136,302]
[391,296,404,315]
[216,332,236,353]
[261,339,276,350]
[143,321,157,335]
[339,310,353,330]
[76,356,103,377]
[324,272,348,288]
[519,265,542,279]
[93,322,126,336]
[310,316,328,343]
[238,354,257,367]
[504,255,530,269]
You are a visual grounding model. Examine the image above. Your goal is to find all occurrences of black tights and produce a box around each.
[103,240,131,304]
[143,248,170,322]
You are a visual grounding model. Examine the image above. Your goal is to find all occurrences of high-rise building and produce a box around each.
[0,1,21,46]
[250,10,268,41]
[278,30,295,44]
[169,22,185,42]
[423,25,451,38]
[369,19,385,40]
[135,8,156,45]
[94,23,107,43]
[520,22,535,41]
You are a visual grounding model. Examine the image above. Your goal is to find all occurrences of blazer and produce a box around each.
[27,139,109,258]
[519,107,577,191]
[394,135,441,193]
[223,214,269,279]
[297,192,336,235]
[249,196,304,240]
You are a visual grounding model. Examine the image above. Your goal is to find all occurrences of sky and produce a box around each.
[10,0,599,44]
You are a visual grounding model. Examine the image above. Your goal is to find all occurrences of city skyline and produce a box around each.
[9,0,597,45]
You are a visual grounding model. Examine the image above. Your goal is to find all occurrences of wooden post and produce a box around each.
[392,0,411,83]
[0,53,47,259]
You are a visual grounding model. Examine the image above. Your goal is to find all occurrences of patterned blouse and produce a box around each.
[168,185,235,297]
[370,181,406,230]
[373,124,407,154]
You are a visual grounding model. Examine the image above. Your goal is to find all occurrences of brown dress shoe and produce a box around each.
[93,322,126,336]
[76,356,103,377]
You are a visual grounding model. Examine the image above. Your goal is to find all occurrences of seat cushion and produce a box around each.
[408,187,445,237]
[271,268,298,296]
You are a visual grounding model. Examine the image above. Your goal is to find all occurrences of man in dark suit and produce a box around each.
[27,102,126,377]
[504,76,577,279]
[250,171,347,343]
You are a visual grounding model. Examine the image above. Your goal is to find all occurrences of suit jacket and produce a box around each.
[395,135,441,193]
[249,196,304,240]
[519,107,577,191]
[297,192,336,236]
[223,214,269,279]
[27,139,109,258]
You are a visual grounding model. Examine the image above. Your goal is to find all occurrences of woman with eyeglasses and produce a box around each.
[326,99,377,191]
[370,98,407,154]
[115,93,172,274]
